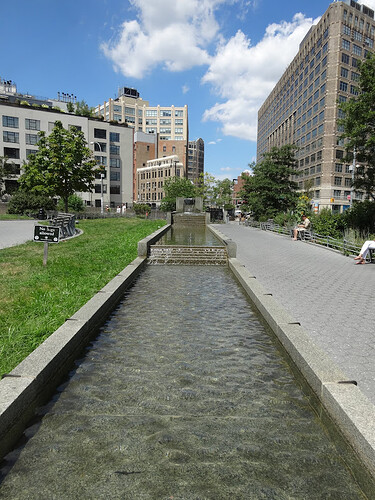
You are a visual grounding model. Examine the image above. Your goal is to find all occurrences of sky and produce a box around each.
[2,0,375,181]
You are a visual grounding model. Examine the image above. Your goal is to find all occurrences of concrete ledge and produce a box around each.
[228,255,375,483]
[208,225,237,258]
[0,226,167,460]
[138,224,170,257]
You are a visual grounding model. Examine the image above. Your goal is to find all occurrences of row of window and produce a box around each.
[2,116,41,130]
[342,24,374,46]
[145,110,184,117]
[343,9,375,34]
[93,129,120,142]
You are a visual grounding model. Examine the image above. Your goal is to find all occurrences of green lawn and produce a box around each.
[0,217,166,375]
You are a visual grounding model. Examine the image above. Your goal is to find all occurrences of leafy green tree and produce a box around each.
[66,102,74,113]
[160,177,197,212]
[213,178,233,208]
[344,200,375,236]
[19,121,97,213]
[57,194,85,212]
[75,100,94,117]
[196,172,216,207]
[340,52,375,200]
[310,208,347,239]
[0,157,16,196]
[240,145,298,219]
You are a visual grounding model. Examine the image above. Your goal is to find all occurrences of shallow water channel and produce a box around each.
[0,264,367,498]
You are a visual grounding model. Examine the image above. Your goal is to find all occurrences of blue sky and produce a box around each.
[2,0,374,180]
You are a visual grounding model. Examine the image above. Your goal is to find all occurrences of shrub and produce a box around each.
[7,191,56,215]
[344,200,375,236]
[310,208,347,238]
[57,194,84,213]
[133,203,151,216]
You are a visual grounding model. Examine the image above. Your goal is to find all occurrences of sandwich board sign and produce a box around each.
[34,225,60,265]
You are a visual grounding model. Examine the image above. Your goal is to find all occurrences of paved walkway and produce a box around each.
[0,220,36,249]
[213,223,375,407]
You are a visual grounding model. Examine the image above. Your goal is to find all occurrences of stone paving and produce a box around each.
[213,223,375,407]
[0,220,35,249]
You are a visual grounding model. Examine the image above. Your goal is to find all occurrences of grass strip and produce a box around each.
[0,217,166,375]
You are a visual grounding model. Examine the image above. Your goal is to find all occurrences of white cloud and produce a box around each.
[182,85,190,94]
[101,0,226,78]
[220,166,233,171]
[202,13,319,141]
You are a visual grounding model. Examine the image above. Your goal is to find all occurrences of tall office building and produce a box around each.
[95,87,188,142]
[187,138,205,183]
[257,0,375,213]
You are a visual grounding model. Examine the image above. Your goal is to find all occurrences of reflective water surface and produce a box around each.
[0,266,366,499]
[156,226,222,247]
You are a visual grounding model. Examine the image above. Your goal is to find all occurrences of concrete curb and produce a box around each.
[228,256,375,480]
[207,225,237,258]
[0,225,168,459]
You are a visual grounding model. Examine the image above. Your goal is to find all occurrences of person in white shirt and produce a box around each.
[293,215,310,240]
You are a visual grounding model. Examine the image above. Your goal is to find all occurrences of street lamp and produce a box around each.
[90,141,105,215]
[349,147,357,210]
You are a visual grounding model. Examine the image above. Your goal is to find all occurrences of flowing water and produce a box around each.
[0,265,366,499]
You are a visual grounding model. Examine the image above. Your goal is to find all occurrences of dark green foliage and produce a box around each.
[340,52,375,199]
[0,157,16,196]
[344,200,375,236]
[240,145,298,219]
[160,177,197,212]
[133,203,151,215]
[310,209,347,239]
[57,194,85,212]
[75,100,94,117]
[7,191,56,214]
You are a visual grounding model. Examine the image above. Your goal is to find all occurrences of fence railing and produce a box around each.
[243,219,362,257]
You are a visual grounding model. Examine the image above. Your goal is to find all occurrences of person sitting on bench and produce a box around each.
[354,239,375,264]
[293,214,310,241]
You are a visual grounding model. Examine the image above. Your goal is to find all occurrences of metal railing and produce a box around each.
[244,219,362,257]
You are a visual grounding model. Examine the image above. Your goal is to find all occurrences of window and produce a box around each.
[113,105,121,112]
[3,131,19,143]
[335,163,343,172]
[341,67,349,78]
[93,142,106,152]
[146,110,157,117]
[175,119,183,125]
[94,128,106,139]
[95,156,107,166]
[342,53,350,64]
[26,149,37,157]
[25,119,40,130]
[334,190,342,197]
[334,177,342,186]
[353,30,362,41]
[2,116,18,128]
[110,185,121,194]
[125,107,135,116]
[345,178,352,187]
[350,85,358,95]
[342,39,350,51]
[343,25,351,36]
[340,81,348,92]
[110,132,120,142]
[315,177,321,186]
[146,119,157,125]
[351,71,360,81]
[95,184,107,193]
[25,133,38,145]
[353,44,362,56]
[160,119,171,125]
[110,172,120,181]
[175,128,183,134]
[110,145,120,155]
[160,110,171,117]
[110,158,121,168]
[336,150,344,159]
[3,147,19,159]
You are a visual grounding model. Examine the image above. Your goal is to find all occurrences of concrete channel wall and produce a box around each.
[0,224,170,459]
[1,222,375,491]
[209,225,375,488]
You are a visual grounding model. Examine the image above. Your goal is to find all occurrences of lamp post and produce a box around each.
[90,141,105,215]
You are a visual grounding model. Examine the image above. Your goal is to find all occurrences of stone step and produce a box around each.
[149,245,228,265]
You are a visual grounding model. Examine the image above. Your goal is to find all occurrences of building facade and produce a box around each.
[257,0,375,212]
[0,100,134,208]
[95,87,189,142]
[136,155,183,206]
[187,138,204,183]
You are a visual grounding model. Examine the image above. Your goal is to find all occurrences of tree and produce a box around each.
[340,52,375,200]
[0,157,16,196]
[159,177,197,212]
[19,121,97,213]
[75,100,94,117]
[240,145,298,219]
[196,172,217,207]
[213,178,233,208]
